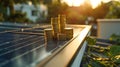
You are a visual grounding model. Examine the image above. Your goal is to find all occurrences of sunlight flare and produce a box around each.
[90,0,101,8]
[62,0,84,6]
[62,0,111,8]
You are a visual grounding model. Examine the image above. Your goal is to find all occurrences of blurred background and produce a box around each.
[0,0,120,36]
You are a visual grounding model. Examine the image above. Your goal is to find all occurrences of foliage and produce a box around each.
[83,35,120,67]
[66,1,93,24]
[7,12,32,23]
[66,1,120,24]
[64,1,110,24]
[86,36,96,45]
[0,13,4,21]
[46,1,68,23]
[48,2,68,17]
[105,1,120,18]
[93,2,109,19]
[0,0,15,15]
[110,34,120,44]
[67,10,87,24]
[89,60,106,67]
[109,45,120,57]
[79,1,93,17]
[43,0,52,5]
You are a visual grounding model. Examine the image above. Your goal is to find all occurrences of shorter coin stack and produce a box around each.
[64,28,73,40]
[57,33,66,41]
[44,28,53,42]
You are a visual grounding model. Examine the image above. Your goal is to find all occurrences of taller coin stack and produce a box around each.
[51,17,59,40]
[58,15,66,33]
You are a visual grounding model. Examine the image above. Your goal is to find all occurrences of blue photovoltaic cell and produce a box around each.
[0,24,66,67]
[0,25,45,67]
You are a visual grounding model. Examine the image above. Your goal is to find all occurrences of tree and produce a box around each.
[43,0,52,5]
[105,1,120,18]
[0,0,14,16]
[80,0,93,16]
[46,1,68,23]
[66,0,93,24]
[93,2,109,19]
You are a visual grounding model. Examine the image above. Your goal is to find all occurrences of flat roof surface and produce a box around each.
[0,24,86,67]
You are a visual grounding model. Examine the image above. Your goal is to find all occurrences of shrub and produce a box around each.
[7,12,32,23]
[0,13,4,21]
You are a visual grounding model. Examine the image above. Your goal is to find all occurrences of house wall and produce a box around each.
[21,4,38,22]
[97,19,120,39]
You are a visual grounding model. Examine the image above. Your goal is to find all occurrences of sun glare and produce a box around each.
[62,0,84,6]
[62,0,111,8]
[90,0,101,8]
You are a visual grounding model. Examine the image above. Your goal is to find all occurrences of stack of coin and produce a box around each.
[58,15,66,33]
[57,33,66,41]
[51,18,60,39]
[44,28,53,42]
[64,28,73,40]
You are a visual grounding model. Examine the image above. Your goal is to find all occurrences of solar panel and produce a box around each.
[0,24,67,67]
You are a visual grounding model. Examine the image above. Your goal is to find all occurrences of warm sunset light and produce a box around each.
[90,0,101,8]
[90,0,111,8]
[62,0,111,8]
[62,0,84,6]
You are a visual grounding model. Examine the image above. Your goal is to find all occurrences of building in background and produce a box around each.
[7,2,48,23]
